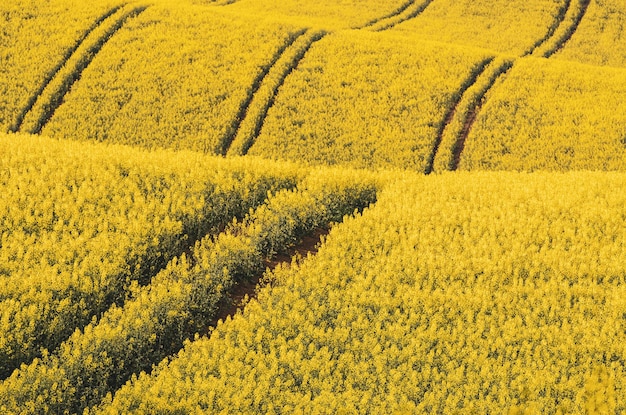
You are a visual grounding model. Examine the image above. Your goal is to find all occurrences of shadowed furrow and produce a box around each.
[540,0,591,57]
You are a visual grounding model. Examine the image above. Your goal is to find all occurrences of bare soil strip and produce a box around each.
[213,228,328,325]
[8,5,125,133]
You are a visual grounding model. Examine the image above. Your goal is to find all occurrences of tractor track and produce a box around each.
[362,0,434,32]
[16,4,148,135]
[222,30,326,156]
[433,0,590,171]
[425,58,494,175]
[8,5,126,133]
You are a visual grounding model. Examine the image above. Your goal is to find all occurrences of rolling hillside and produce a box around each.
[1,0,625,413]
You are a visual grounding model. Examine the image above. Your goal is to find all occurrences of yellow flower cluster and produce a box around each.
[98,172,626,414]
[0,168,378,415]
[40,2,305,153]
[0,0,124,132]
[460,57,626,171]
[0,133,302,378]
[249,30,492,171]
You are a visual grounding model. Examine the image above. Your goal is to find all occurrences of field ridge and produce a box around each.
[16,4,148,135]
[226,30,327,156]
[7,4,126,134]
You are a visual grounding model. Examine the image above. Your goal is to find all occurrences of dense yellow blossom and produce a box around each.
[204,0,413,30]
[40,3,306,153]
[0,0,124,131]
[3,0,626,413]
[99,172,626,414]
[0,169,378,415]
[389,0,566,55]
[554,0,626,67]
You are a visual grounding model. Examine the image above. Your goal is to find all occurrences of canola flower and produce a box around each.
[389,0,566,55]
[41,2,305,153]
[554,0,626,68]
[0,0,124,132]
[0,169,378,415]
[249,30,492,171]
[206,0,413,31]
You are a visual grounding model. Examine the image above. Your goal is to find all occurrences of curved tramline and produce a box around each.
[247,31,493,170]
[552,0,626,68]
[529,0,591,57]
[425,57,494,174]
[16,4,148,135]
[358,0,434,31]
[39,4,307,153]
[218,29,308,155]
[0,0,129,132]
[7,4,125,134]
[388,0,568,55]
[458,58,626,171]
[227,30,327,156]
[431,58,514,173]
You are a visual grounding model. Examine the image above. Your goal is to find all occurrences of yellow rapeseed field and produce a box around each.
[249,30,493,171]
[460,57,626,171]
[2,0,626,413]
[0,0,124,132]
[389,0,566,55]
